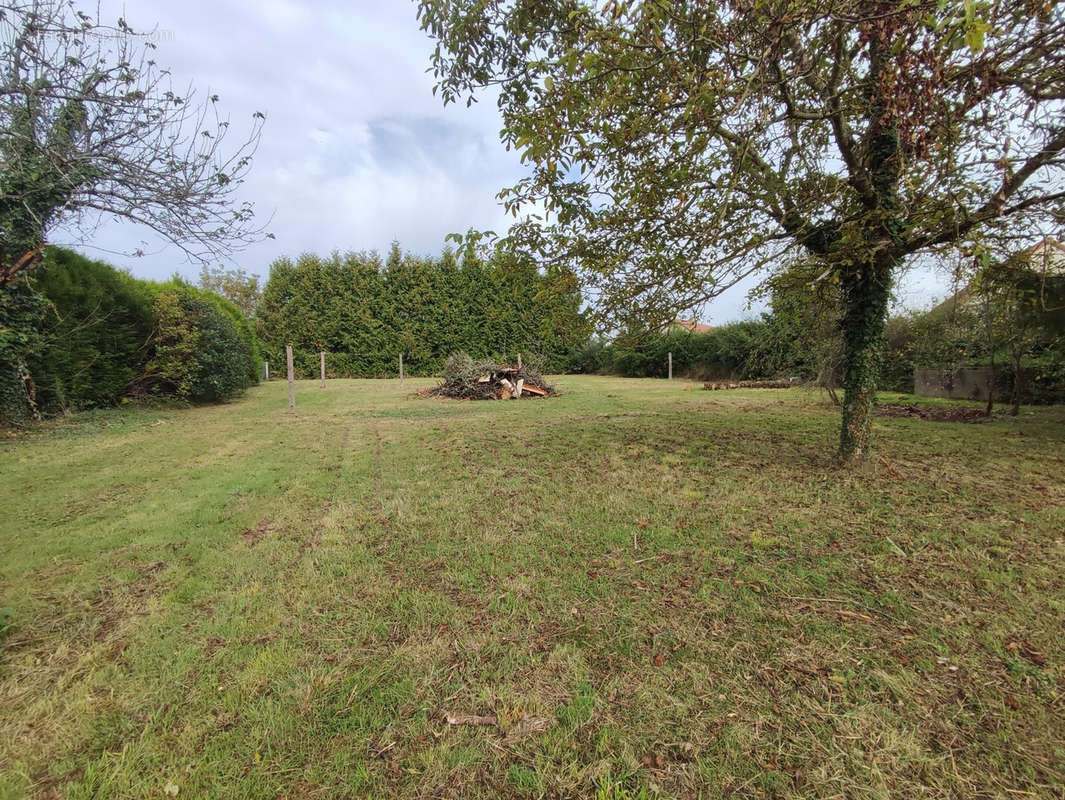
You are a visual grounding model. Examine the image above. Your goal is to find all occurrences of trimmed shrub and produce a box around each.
[1,249,260,424]
[143,283,257,403]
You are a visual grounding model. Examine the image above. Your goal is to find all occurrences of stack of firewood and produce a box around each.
[485,366,551,399]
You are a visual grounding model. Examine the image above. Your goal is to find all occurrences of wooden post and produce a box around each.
[517,352,522,370]
[286,345,295,409]
[668,351,673,381]
[264,361,269,381]
[320,351,326,388]
[399,352,404,386]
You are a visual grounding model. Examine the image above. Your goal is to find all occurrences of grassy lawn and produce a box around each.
[1,376,1063,799]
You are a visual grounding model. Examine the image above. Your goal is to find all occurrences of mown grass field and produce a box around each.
[1,376,1063,800]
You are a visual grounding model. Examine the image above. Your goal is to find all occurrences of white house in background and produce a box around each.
[935,238,1065,315]
[1022,238,1065,275]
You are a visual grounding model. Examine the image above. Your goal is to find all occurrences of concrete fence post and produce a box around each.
[320,351,326,388]
[668,351,673,381]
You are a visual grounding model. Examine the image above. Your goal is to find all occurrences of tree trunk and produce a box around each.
[984,288,995,417]
[838,257,893,461]
[986,348,995,417]
[834,32,905,462]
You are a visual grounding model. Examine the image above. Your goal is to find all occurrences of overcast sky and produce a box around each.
[56,0,958,322]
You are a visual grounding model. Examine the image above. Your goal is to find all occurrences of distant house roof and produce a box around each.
[931,238,1065,317]
[1013,238,1065,274]
[670,318,714,334]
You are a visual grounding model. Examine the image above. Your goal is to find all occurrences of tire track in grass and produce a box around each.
[365,419,404,555]
[299,420,355,555]
[295,412,397,568]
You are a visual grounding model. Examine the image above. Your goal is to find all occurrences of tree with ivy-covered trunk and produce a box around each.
[0,0,266,421]
[0,0,266,274]
[418,0,1065,460]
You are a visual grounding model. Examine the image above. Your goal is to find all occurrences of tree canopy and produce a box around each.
[198,265,262,318]
[419,0,1065,457]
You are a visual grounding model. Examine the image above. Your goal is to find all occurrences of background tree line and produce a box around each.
[6,238,1060,428]
[582,251,1065,407]
[256,242,591,377]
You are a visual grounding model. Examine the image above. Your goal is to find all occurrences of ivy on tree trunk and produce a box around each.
[839,259,893,459]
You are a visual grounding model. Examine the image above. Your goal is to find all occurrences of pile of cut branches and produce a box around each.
[427,352,556,400]
[875,403,992,423]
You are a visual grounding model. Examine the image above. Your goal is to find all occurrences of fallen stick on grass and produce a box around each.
[444,712,498,726]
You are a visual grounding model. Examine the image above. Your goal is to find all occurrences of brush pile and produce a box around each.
[428,352,556,400]
[875,403,992,423]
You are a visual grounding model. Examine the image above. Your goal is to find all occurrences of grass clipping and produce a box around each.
[427,352,557,400]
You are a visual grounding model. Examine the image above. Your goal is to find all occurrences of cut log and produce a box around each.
[522,384,548,397]
[515,378,524,398]
[499,386,512,400]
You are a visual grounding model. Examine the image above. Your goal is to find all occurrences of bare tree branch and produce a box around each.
[0,0,269,280]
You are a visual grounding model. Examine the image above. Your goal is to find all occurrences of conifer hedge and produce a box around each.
[29,248,157,411]
[256,244,591,377]
[603,322,804,381]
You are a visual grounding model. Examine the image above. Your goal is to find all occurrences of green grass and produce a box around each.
[1,377,1063,799]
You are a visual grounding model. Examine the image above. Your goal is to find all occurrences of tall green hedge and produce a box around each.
[604,321,806,381]
[0,281,46,423]
[29,248,157,411]
[257,244,590,377]
[0,248,259,424]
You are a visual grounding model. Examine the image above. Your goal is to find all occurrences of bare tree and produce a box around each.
[0,0,268,282]
[198,264,261,317]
